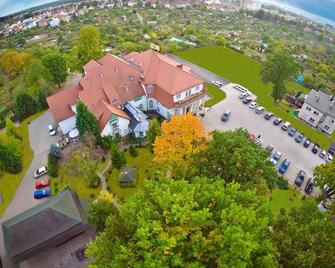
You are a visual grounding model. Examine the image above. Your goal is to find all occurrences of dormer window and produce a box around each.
[114,67,119,73]
[99,72,103,78]
[111,99,118,104]
[147,84,153,93]
[129,75,134,81]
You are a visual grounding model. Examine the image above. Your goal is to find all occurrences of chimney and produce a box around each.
[315,93,320,102]
[140,74,145,82]
[114,67,119,73]
[331,100,335,109]
[177,64,183,69]
[124,85,128,92]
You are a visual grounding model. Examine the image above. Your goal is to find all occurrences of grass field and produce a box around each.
[0,112,43,217]
[205,82,226,107]
[270,188,302,214]
[175,46,335,148]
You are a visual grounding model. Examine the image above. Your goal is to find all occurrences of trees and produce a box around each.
[111,144,126,169]
[0,141,22,173]
[153,114,207,176]
[146,118,161,151]
[24,58,51,89]
[37,89,48,110]
[0,50,32,76]
[271,200,335,267]
[75,25,103,65]
[261,51,299,101]
[86,175,277,267]
[75,101,100,137]
[14,91,38,121]
[194,129,279,189]
[42,51,68,88]
[48,153,59,177]
[314,161,335,200]
[49,144,62,159]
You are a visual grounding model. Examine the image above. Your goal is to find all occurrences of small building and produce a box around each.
[37,18,49,28]
[2,190,87,264]
[49,18,60,27]
[298,89,335,135]
[119,168,136,186]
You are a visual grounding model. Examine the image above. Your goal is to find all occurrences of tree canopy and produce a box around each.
[42,51,68,87]
[0,50,32,76]
[14,90,38,121]
[147,118,161,151]
[86,174,277,267]
[75,101,100,137]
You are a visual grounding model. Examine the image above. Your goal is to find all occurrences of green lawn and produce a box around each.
[270,188,302,215]
[0,112,43,217]
[107,147,156,200]
[175,46,335,148]
[205,82,226,107]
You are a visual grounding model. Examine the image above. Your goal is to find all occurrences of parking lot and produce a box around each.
[202,83,325,191]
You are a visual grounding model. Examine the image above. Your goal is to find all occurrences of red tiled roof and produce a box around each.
[98,100,130,130]
[47,85,81,122]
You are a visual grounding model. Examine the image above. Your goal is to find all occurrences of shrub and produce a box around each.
[101,156,106,162]
[87,175,101,188]
[129,145,138,157]
[0,141,22,173]
[111,144,126,169]
[277,176,289,190]
[49,144,62,159]
[89,193,95,199]
[48,153,59,177]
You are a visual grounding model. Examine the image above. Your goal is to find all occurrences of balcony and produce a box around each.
[174,89,207,108]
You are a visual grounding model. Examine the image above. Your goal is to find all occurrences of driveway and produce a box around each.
[201,84,324,188]
[0,110,58,268]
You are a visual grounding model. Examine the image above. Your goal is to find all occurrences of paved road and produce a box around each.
[0,111,58,268]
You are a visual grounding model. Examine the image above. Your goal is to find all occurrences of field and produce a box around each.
[270,188,302,214]
[205,82,226,107]
[175,46,335,148]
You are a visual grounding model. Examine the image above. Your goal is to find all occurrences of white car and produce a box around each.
[325,153,333,163]
[270,151,282,165]
[239,92,250,99]
[255,138,263,146]
[34,166,48,178]
[212,81,222,88]
[48,124,56,136]
[249,102,257,109]
[233,84,247,92]
[255,106,265,114]
[319,150,327,159]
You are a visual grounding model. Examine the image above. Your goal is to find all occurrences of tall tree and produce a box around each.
[271,200,335,267]
[261,51,299,101]
[86,175,277,267]
[0,50,32,75]
[0,141,22,173]
[153,113,207,177]
[14,91,38,121]
[194,128,279,189]
[146,118,161,151]
[111,143,126,169]
[24,58,51,90]
[42,51,68,87]
[314,161,335,200]
[75,101,100,137]
[75,25,103,65]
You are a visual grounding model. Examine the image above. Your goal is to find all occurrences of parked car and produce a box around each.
[278,159,290,174]
[255,138,263,146]
[212,81,222,88]
[221,110,231,121]
[239,92,250,99]
[319,150,327,159]
[328,144,335,156]
[305,178,314,195]
[270,151,282,165]
[273,118,282,126]
[255,106,265,114]
[249,102,257,109]
[312,144,320,154]
[243,97,253,104]
[33,166,48,178]
[295,170,306,187]
[281,121,291,131]
[265,145,274,153]
[233,84,247,92]
[264,112,273,120]
[33,188,51,199]
[288,127,296,137]
[48,124,56,136]
[325,153,333,163]
[303,138,311,148]
[295,133,304,143]
[35,179,50,189]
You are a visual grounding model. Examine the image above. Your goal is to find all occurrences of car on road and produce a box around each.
[212,81,222,88]
[281,121,291,131]
[233,84,247,92]
[319,150,327,159]
[278,159,290,174]
[312,144,320,154]
[33,166,48,178]
[35,179,50,189]
[273,118,282,126]
[270,151,282,165]
[288,127,296,137]
[265,145,274,153]
[305,178,314,195]
[249,102,257,109]
[221,110,231,121]
[325,153,333,163]
[48,124,56,136]
[33,188,51,199]
[255,106,265,114]
[264,112,273,120]
[295,133,304,143]
[295,170,306,187]
[239,92,250,99]
[255,138,263,146]
[243,97,253,104]
[328,144,335,156]
[303,138,311,148]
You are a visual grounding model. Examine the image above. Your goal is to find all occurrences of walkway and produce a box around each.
[96,156,111,191]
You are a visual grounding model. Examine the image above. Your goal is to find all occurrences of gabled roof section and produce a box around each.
[124,49,204,95]
[98,99,130,131]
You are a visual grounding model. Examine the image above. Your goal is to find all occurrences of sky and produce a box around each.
[0,0,56,17]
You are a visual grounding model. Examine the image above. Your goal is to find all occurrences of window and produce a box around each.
[110,119,118,128]
[147,84,153,93]
[309,117,315,123]
[139,104,143,111]
[313,111,319,115]
[185,90,191,97]
[331,119,334,123]
[148,100,153,109]
[174,108,179,115]
[139,131,144,137]
[306,106,311,111]
[176,94,181,99]
[134,97,142,102]
[324,125,330,130]
[111,99,118,104]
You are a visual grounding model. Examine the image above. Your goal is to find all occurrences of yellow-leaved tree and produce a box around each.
[153,113,208,177]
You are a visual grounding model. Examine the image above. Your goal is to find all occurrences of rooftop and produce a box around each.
[304,89,335,118]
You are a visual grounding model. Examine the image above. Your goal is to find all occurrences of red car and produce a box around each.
[35,179,50,189]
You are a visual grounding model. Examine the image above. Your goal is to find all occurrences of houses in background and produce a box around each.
[47,49,206,138]
[298,89,335,135]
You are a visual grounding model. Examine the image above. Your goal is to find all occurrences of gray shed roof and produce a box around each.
[119,168,136,183]
[304,89,335,118]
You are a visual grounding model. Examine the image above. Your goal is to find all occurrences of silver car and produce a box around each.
[34,166,48,178]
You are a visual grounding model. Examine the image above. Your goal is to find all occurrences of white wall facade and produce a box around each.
[319,114,335,135]
[156,102,170,119]
[101,116,130,137]
[130,95,148,111]
[58,116,76,134]
[298,103,324,128]
[173,84,203,103]
[147,98,158,110]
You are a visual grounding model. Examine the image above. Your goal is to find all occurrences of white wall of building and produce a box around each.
[147,98,158,110]
[101,116,130,137]
[58,116,76,134]
[130,95,148,111]
[319,115,335,135]
[172,84,203,103]
[298,103,324,128]
[156,102,170,119]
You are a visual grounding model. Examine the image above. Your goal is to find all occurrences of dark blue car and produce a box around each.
[288,128,296,137]
[34,189,51,199]
[279,159,290,174]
